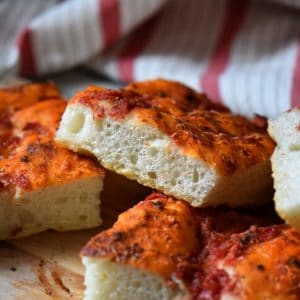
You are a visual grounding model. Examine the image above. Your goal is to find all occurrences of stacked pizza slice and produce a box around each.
[56,79,274,207]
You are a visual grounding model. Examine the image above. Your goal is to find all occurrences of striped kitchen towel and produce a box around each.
[1,0,300,117]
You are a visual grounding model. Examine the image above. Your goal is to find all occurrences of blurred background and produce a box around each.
[0,0,300,116]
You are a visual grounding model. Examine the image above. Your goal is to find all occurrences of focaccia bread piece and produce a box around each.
[268,108,300,231]
[81,193,300,300]
[57,79,274,207]
[0,82,61,113]
[0,83,104,240]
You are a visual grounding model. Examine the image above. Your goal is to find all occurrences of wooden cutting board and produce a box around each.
[0,172,151,300]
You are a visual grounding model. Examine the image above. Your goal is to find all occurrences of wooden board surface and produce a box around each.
[0,171,151,299]
[0,231,89,300]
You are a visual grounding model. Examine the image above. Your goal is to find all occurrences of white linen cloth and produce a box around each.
[1,0,300,117]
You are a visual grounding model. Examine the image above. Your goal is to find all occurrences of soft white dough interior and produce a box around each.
[271,149,300,226]
[269,109,300,230]
[82,257,183,300]
[56,104,272,207]
[0,176,102,239]
[268,108,300,150]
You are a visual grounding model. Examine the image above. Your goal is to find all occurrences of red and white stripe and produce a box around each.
[2,0,57,77]
[291,38,300,107]
[87,0,167,80]
[134,0,227,90]
[220,0,300,117]
[28,0,101,74]
[201,0,249,103]
[6,0,300,116]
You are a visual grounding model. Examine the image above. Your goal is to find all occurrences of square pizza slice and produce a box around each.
[81,193,300,300]
[57,79,275,207]
[0,83,104,239]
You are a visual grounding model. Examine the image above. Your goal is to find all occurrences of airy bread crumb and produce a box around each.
[0,177,103,239]
[82,258,183,300]
[268,108,300,230]
[57,101,273,207]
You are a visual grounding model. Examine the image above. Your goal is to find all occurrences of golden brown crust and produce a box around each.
[70,79,274,174]
[235,228,300,300]
[125,79,230,113]
[0,84,104,193]
[0,82,61,113]
[81,193,300,299]
[81,193,200,279]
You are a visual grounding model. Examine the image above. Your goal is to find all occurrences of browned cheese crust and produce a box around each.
[81,193,300,300]
[69,79,275,174]
[0,82,61,112]
[0,83,104,193]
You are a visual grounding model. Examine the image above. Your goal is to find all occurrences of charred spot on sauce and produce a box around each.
[23,122,47,134]
[113,231,125,242]
[158,92,167,98]
[288,257,300,269]
[0,112,12,129]
[174,261,198,284]
[186,93,196,102]
[239,229,257,247]
[20,155,30,163]
[155,112,163,119]
[233,226,283,258]
[251,115,268,131]
[256,264,265,271]
[143,212,152,221]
